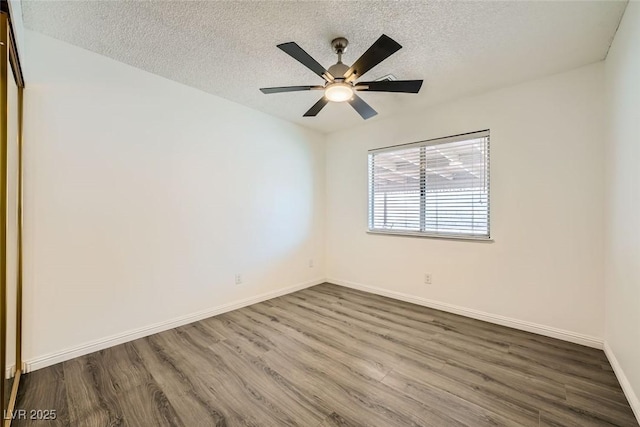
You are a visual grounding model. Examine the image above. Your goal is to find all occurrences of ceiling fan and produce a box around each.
[259,35,423,120]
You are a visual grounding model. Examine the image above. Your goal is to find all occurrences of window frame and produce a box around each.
[367,130,492,241]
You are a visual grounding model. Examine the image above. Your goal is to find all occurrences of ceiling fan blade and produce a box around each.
[260,85,324,94]
[355,80,423,93]
[277,42,334,82]
[303,97,329,117]
[348,94,378,120]
[343,34,402,81]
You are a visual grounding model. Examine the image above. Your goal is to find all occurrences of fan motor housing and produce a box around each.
[328,62,349,78]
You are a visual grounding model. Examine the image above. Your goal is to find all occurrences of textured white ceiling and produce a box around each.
[22,1,626,134]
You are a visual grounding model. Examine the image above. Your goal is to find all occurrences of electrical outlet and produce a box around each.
[235,274,242,285]
[309,259,314,268]
[424,273,432,285]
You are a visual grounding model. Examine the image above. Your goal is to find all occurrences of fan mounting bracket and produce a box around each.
[331,37,349,55]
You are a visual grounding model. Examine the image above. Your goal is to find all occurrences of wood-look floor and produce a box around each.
[13,283,638,427]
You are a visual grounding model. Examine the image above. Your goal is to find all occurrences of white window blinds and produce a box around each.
[368,130,490,239]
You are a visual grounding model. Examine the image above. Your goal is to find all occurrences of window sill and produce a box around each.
[367,229,494,242]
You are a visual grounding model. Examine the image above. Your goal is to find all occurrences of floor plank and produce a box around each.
[13,283,638,426]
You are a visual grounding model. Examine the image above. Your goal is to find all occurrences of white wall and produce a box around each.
[22,31,325,367]
[604,1,640,418]
[326,63,605,345]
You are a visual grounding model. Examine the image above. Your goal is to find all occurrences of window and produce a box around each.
[368,130,490,240]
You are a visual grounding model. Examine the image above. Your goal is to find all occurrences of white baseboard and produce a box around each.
[328,278,603,349]
[5,364,15,379]
[25,277,606,373]
[604,341,640,424]
[24,277,325,373]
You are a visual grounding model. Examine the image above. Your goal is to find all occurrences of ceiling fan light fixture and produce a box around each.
[324,82,353,102]
[260,35,421,119]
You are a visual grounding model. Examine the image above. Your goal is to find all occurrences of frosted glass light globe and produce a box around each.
[325,83,353,102]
